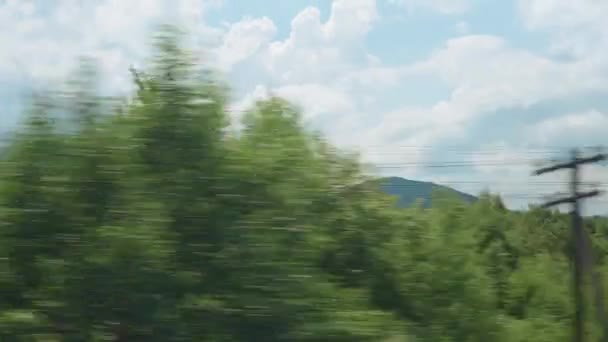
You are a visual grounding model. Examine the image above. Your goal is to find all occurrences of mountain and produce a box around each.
[375,177,477,208]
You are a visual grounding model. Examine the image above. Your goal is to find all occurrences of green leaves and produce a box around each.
[0,24,603,341]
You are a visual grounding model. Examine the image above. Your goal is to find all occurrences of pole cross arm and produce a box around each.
[533,154,606,176]
[541,190,603,208]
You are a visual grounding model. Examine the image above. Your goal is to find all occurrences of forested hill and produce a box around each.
[374,176,478,208]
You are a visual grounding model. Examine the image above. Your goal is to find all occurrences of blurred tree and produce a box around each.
[0,23,606,342]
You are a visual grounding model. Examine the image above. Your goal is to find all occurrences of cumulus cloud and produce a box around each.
[528,110,608,146]
[518,0,608,32]
[426,35,606,100]
[361,34,608,166]
[2,0,608,213]
[228,84,269,114]
[223,1,608,200]
[389,0,471,14]
[0,0,223,93]
[274,83,355,120]
[262,0,378,84]
[215,17,277,71]
[518,0,608,57]
[229,0,381,135]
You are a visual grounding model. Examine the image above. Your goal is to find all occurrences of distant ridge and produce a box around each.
[375,176,477,208]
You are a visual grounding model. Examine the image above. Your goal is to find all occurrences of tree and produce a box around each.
[0,23,604,341]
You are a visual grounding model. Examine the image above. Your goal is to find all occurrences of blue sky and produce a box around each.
[1,0,608,214]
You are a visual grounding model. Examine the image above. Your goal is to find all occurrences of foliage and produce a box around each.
[0,25,606,341]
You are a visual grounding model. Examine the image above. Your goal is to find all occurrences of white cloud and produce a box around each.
[225,84,270,132]
[215,17,277,71]
[365,34,608,150]
[518,0,608,32]
[340,64,417,89]
[228,84,269,114]
[470,143,534,176]
[0,0,223,93]
[263,0,378,84]
[337,31,608,199]
[324,0,378,42]
[427,35,598,98]
[227,0,381,148]
[216,2,606,190]
[3,0,608,214]
[390,0,471,14]
[518,0,608,58]
[528,110,608,145]
[0,0,380,136]
[274,83,355,120]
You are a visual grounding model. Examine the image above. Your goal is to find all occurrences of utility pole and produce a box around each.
[534,149,607,342]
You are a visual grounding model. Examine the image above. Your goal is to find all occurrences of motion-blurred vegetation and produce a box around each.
[1,25,607,341]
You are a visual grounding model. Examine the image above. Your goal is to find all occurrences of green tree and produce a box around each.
[1,23,606,342]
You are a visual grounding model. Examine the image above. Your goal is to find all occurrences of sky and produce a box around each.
[1,0,608,214]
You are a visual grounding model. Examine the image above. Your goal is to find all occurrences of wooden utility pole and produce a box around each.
[534,149,607,342]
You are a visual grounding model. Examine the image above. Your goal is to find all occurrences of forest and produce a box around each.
[1,26,608,341]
